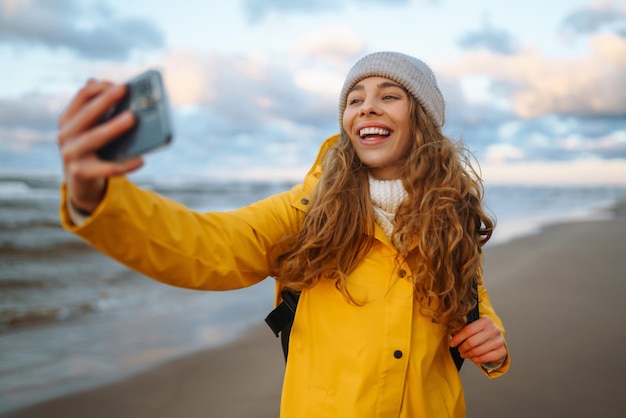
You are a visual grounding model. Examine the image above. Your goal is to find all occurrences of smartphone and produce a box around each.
[96,69,173,161]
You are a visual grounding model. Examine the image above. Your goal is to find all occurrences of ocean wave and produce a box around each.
[0,279,47,290]
[0,303,95,332]
[0,177,61,201]
[0,218,61,230]
[0,239,92,257]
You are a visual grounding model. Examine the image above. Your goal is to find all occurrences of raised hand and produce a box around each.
[57,80,144,214]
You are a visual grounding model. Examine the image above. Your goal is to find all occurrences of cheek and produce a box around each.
[400,134,413,156]
[342,110,350,132]
[342,106,360,133]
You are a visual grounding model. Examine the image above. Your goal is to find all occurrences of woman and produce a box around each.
[58,51,509,417]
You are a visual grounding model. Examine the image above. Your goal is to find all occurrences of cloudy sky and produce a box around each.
[1,0,625,184]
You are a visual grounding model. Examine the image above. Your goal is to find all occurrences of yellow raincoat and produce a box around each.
[60,134,509,417]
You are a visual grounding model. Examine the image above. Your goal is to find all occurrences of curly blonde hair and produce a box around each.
[273,95,494,334]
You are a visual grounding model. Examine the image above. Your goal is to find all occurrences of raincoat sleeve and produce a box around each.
[59,175,304,291]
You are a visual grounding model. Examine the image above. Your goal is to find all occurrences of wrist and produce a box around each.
[70,200,95,216]
[68,179,108,215]
[66,180,108,225]
[481,355,507,373]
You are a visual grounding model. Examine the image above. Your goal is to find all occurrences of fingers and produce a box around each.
[67,155,144,180]
[59,80,111,131]
[449,320,475,348]
[462,335,506,364]
[61,110,135,162]
[58,79,95,129]
[450,318,507,364]
[58,78,138,178]
[58,81,127,147]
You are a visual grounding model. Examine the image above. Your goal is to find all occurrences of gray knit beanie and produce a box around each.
[339,51,445,129]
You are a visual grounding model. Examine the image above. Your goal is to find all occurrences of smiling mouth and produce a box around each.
[359,127,390,139]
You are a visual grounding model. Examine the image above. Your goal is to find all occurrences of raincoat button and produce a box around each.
[300,198,310,205]
[398,269,406,278]
[393,350,403,359]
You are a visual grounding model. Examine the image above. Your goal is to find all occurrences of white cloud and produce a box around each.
[232,52,271,81]
[293,69,344,98]
[446,33,626,119]
[290,25,366,68]
[288,26,367,97]
[484,143,526,164]
[482,158,626,185]
[560,130,626,155]
[591,32,626,66]
[458,75,491,104]
[0,127,49,151]
[162,50,219,105]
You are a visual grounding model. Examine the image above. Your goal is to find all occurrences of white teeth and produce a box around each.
[359,127,389,137]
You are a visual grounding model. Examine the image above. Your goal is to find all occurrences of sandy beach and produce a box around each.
[4,205,625,418]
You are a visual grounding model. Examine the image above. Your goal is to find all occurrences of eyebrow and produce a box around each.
[348,81,405,94]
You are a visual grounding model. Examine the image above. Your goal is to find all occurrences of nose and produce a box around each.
[360,97,381,116]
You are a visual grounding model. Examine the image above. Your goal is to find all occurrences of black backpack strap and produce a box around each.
[450,281,480,370]
[264,290,300,361]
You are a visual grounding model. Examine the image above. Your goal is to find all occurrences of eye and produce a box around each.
[348,97,363,105]
[381,85,407,101]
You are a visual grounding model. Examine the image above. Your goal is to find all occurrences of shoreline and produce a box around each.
[4,205,626,417]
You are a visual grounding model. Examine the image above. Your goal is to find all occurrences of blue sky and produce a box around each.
[1,0,625,184]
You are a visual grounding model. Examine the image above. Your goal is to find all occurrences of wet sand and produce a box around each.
[5,209,626,418]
